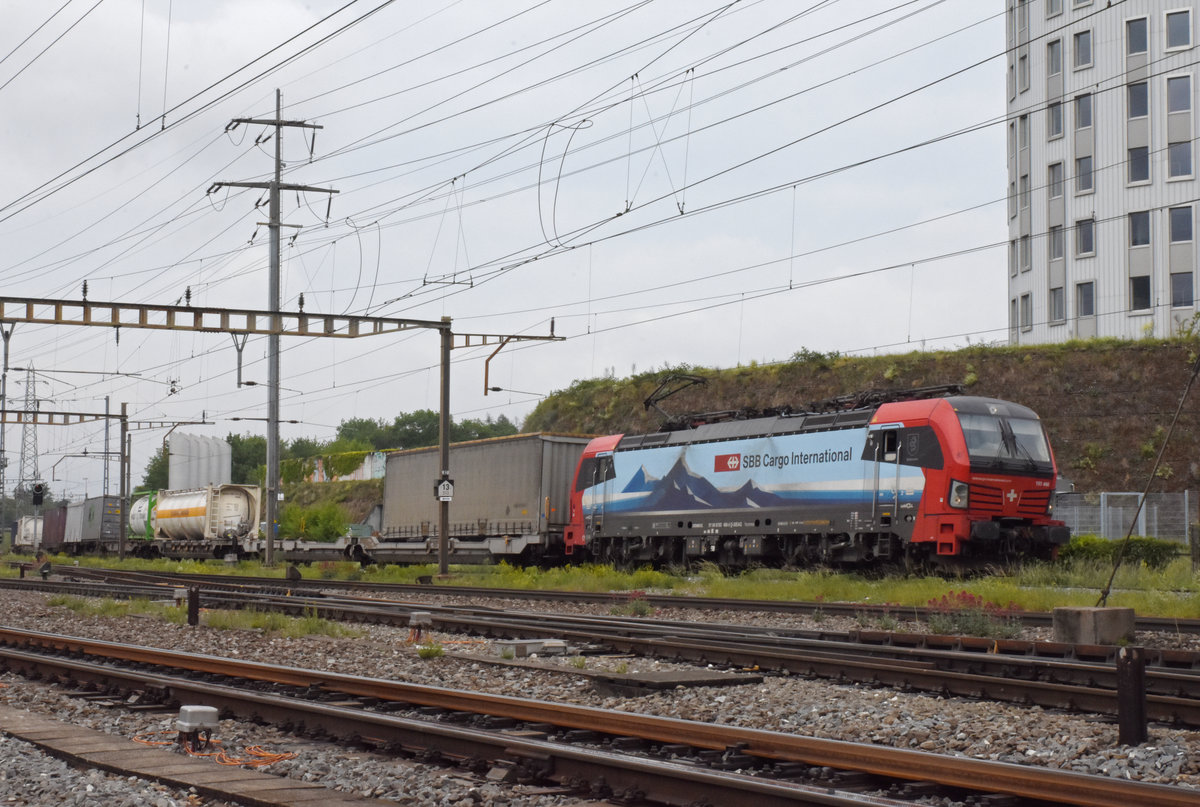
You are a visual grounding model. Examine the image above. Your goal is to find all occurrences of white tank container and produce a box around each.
[154,485,260,541]
[128,495,153,537]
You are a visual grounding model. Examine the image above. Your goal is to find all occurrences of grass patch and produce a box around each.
[202,607,364,638]
[416,642,444,659]
[609,590,654,617]
[15,541,1200,621]
[46,594,177,621]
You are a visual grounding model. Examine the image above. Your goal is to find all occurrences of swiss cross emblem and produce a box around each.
[1007,489,1018,503]
[715,453,741,472]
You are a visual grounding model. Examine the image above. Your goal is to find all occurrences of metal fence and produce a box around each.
[1055,491,1194,544]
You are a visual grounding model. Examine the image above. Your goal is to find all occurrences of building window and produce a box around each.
[1047,0,1062,16]
[1010,298,1018,331]
[1173,273,1195,307]
[1018,54,1029,90]
[1075,155,1093,192]
[1047,40,1062,76]
[1076,218,1095,255]
[1167,9,1192,50]
[1170,206,1193,242]
[1074,30,1092,68]
[1130,276,1151,310]
[1130,211,1151,246]
[1129,146,1150,182]
[1048,162,1063,198]
[1075,94,1092,128]
[1020,174,1029,209]
[1020,234,1031,270]
[1009,181,1017,218]
[1128,82,1148,118]
[1128,17,1148,54]
[1049,225,1064,260]
[1050,287,1065,321]
[1169,141,1193,177]
[1077,281,1095,317]
[1019,114,1029,148]
[1009,120,1017,158]
[1048,101,1063,137]
[1020,293,1033,330]
[1010,240,1018,276]
[1168,75,1191,112]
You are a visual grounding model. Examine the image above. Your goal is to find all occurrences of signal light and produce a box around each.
[31,482,45,505]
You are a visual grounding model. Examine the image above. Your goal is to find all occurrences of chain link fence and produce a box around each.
[1055,491,1194,544]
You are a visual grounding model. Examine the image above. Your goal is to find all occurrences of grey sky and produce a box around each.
[0,1,1007,494]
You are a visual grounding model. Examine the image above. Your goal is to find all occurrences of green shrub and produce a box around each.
[1058,533,1180,570]
[278,501,348,542]
[925,590,1023,639]
[610,590,653,617]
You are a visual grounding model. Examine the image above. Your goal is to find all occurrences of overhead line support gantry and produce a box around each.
[0,295,561,572]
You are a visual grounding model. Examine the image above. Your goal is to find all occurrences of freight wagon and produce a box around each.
[129,484,262,558]
[57,496,124,554]
[12,515,42,554]
[367,433,591,564]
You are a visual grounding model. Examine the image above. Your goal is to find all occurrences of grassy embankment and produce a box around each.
[6,550,1198,622]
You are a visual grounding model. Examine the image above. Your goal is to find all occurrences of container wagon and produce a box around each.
[62,496,124,554]
[371,433,590,564]
[129,484,261,559]
[12,515,42,554]
[41,506,67,553]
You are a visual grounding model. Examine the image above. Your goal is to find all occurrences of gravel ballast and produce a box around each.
[0,589,1197,805]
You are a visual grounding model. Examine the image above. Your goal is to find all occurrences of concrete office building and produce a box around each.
[1006,0,1198,344]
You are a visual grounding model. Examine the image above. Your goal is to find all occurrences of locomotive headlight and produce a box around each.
[948,480,970,509]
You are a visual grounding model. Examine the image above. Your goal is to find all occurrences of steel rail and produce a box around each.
[7,576,1200,726]
[0,627,1194,807]
[0,646,891,807]
[40,564,1200,634]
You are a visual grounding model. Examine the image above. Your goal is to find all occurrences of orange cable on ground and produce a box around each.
[131,730,294,766]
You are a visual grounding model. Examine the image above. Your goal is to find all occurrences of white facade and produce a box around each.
[1007,0,1199,344]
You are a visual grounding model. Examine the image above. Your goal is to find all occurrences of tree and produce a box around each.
[453,413,519,442]
[285,436,326,459]
[227,433,267,486]
[336,417,388,449]
[387,409,440,449]
[139,445,170,491]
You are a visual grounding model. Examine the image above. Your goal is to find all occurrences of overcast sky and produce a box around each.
[0,0,1008,496]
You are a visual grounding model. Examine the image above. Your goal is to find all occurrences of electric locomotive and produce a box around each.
[563,386,1068,570]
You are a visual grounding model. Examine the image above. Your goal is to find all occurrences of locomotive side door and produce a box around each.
[865,427,901,528]
[584,452,616,535]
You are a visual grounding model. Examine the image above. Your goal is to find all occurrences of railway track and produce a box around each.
[5,572,1200,728]
[37,563,1200,634]
[0,626,1193,807]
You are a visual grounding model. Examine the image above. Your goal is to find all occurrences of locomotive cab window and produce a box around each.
[882,430,898,462]
[860,426,943,469]
[959,413,1053,473]
[575,455,616,491]
[861,430,900,463]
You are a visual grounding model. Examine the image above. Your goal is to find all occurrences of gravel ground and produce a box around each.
[0,589,1198,806]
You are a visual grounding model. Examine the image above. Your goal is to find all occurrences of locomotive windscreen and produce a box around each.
[959,412,1053,474]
